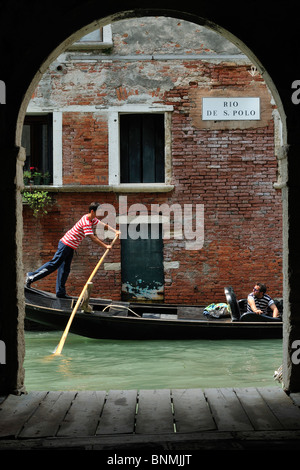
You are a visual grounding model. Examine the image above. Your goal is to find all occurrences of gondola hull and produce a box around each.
[25,287,282,340]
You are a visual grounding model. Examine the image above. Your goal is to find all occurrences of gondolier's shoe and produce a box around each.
[25,274,33,288]
[56,293,72,299]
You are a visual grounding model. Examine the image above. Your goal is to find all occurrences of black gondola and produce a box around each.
[24,286,282,340]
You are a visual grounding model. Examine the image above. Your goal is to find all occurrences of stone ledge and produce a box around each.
[24,184,174,193]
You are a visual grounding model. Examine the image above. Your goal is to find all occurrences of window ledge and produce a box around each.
[67,42,113,51]
[24,183,174,193]
[112,183,174,193]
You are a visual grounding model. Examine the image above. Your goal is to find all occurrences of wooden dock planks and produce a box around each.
[172,388,216,432]
[96,390,137,435]
[135,389,174,434]
[258,387,300,429]
[58,391,106,437]
[0,387,300,440]
[0,391,48,438]
[204,388,253,431]
[19,391,77,438]
[233,387,283,430]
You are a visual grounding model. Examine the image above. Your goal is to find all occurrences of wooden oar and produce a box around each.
[53,233,119,356]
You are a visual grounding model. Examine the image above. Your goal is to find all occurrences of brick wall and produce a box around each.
[62,113,108,185]
[23,107,282,304]
[23,23,283,305]
[23,192,122,301]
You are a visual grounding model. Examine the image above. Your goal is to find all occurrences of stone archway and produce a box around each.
[1,3,298,394]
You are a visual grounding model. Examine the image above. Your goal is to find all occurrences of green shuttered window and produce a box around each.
[120,114,165,183]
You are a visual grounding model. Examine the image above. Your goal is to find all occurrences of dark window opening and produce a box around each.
[120,114,165,183]
[22,114,53,183]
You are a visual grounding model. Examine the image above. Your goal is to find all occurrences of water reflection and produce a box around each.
[24,331,282,391]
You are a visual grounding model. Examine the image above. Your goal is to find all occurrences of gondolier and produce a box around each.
[25,202,117,298]
[247,282,280,318]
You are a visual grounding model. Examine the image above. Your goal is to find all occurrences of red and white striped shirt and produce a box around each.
[61,215,99,249]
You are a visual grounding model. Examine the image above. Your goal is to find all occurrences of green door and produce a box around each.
[121,224,164,302]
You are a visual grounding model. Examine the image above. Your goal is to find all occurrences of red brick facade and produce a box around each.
[62,113,108,185]
[22,18,282,305]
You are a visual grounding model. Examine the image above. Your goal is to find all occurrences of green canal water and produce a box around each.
[24,331,283,391]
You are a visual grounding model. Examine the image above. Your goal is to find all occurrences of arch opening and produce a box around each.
[13,9,289,393]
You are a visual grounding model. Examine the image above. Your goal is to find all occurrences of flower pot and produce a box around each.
[43,176,51,185]
[33,176,41,185]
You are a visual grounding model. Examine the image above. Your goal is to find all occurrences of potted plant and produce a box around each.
[22,190,53,217]
[23,170,32,185]
[43,171,51,185]
[32,170,42,185]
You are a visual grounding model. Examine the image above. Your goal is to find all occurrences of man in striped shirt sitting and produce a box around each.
[25,202,117,298]
[247,282,280,318]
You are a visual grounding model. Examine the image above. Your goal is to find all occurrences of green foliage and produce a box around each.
[23,170,32,179]
[23,168,52,185]
[22,190,53,217]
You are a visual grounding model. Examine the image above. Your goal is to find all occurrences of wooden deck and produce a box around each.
[1,387,300,450]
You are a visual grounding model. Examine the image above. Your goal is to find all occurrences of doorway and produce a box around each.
[121,224,164,302]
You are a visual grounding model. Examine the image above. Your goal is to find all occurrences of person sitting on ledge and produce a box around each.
[247,282,280,318]
[25,201,119,298]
